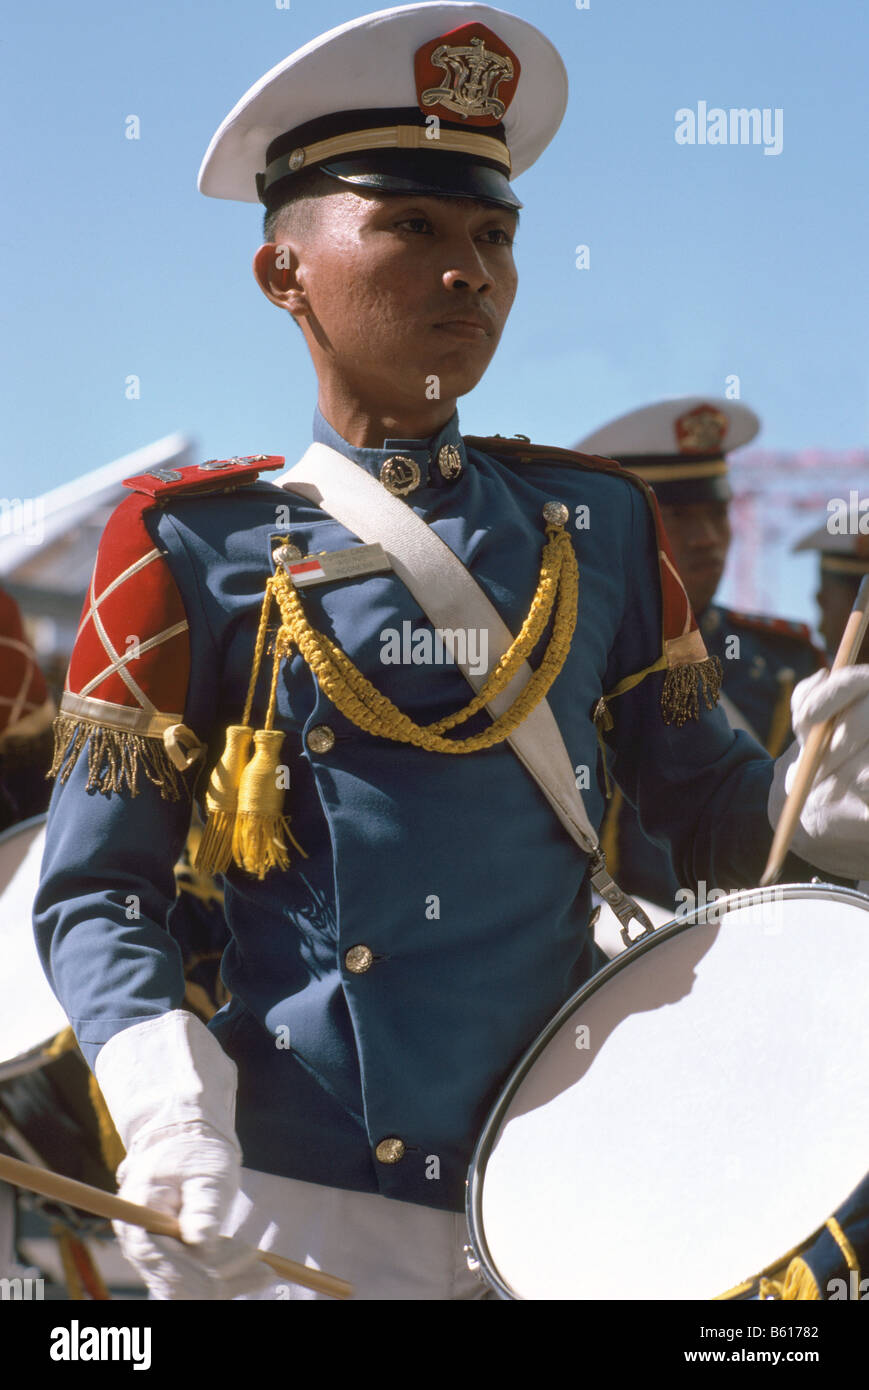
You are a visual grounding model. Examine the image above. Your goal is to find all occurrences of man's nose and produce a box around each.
[442,251,491,294]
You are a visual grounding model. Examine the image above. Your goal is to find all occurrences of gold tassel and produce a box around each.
[49,715,186,800]
[197,577,282,874]
[661,656,723,727]
[231,728,306,879]
[759,1257,822,1301]
[195,724,253,874]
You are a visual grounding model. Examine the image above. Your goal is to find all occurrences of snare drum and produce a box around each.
[467,883,869,1300]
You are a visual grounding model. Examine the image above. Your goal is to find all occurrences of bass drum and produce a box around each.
[467,883,869,1300]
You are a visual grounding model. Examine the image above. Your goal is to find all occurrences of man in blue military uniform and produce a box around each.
[33,5,869,1300]
[577,398,825,911]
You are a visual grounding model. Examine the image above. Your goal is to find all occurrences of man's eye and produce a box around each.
[397,217,432,234]
[481,228,514,246]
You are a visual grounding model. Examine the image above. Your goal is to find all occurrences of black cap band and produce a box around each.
[258,106,518,211]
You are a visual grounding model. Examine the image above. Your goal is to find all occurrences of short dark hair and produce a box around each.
[262,166,341,244]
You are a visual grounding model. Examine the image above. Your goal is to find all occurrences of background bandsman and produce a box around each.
[577,397,825,909]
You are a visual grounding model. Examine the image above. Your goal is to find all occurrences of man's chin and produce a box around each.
[405,363,493,401]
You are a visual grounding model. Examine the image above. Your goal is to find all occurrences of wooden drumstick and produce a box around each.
[761,575,869,887]
[0,1152,352,1300]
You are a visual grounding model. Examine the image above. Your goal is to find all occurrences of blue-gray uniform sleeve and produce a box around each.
[602,485,816,892]
[34,761,193,1069]
[32,503,215,1072]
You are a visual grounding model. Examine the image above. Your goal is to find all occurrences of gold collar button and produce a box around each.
[380,455,421,496]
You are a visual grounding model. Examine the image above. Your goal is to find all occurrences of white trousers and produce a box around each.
[224,1168,497,1301]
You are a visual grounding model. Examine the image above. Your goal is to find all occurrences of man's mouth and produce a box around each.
[432,316,492,339]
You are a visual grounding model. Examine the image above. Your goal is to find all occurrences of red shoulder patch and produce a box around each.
[123,454,284,501]
[64,492,189,725]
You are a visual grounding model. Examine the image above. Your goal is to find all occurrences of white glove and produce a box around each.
[95,1010,271,1300]
[768,666,869,879]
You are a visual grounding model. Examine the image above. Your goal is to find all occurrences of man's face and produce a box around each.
[273,187,518,415]
[656,499,732,615]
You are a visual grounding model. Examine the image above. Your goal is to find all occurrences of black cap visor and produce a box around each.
[315,149,521,211]
[646,475,733,505]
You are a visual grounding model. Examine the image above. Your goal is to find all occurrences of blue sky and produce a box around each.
[2,0,866,505]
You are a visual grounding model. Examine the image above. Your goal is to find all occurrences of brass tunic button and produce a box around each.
[543,501,569,526]
[375,1137,405,1165]
[380,455,421,496]
[345,944,373,974]
[306,725,336,753]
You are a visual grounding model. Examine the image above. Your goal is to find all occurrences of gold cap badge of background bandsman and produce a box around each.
[576,396,761,505]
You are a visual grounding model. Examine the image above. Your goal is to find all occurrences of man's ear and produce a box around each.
[252,242,310,321]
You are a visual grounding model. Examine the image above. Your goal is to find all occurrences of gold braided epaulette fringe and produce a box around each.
[196,515,579,879]
[49,713,188,801]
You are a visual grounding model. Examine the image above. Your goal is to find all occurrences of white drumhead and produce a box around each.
[0,817,68,1074]
[473,887,869,1300]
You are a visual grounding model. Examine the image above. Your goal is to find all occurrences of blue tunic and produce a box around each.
[33,410,814,1212]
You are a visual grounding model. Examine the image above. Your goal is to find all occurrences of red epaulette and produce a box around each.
[465,436,623,477]
[718,606,817,647]
[123,454,285,501]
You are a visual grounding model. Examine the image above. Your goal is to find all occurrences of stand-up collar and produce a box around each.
[312,407,468,496]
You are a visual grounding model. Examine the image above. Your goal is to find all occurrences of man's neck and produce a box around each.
[315,387,457,448]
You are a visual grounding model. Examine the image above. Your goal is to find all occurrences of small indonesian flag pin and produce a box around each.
[273,541,392,587]
[288,557,327,587]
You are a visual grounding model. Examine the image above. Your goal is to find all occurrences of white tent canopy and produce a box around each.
[0,434,194,663]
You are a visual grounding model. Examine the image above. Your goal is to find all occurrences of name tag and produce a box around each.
[275,541,392,588]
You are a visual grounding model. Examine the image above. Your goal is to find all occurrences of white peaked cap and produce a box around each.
[794,501,869,569]
[576,397,761,459]
[198,3,568,205]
